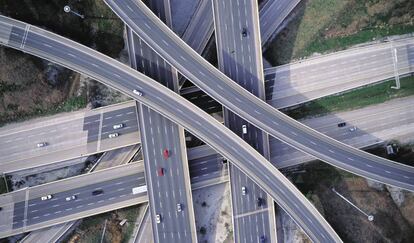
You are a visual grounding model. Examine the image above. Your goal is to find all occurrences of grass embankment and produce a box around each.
[284,75,414,120]
[63,206,141,243]
[0,176,8,194]
[265,0,414,65]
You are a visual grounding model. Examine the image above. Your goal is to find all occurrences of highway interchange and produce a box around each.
[106,0,414,194]
[0,14,340,242]
[0,0,413,242]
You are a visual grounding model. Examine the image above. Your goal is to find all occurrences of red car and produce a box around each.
[158,167,164,176]
[163,149,169,159]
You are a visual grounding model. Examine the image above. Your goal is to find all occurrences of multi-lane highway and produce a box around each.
[265,37,414,108]
[106,0,414,194]
[1,94,412,238]
[0,101,139,173]
[126,1,197,241]
[0,14,343,242]
[212,0,275,242]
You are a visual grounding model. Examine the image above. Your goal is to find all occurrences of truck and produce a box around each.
[132,185,148,195]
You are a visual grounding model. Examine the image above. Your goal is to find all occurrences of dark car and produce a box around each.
[221,158,228,164]
[257,197,265,207]
[337,122,346,127]
[0,207,2,211]
[260,235,266,243]
[242,28,248,37]
[92,189,104,196]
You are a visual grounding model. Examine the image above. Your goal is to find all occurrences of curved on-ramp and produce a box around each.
[0,16,340,242]
[104,0,414,192]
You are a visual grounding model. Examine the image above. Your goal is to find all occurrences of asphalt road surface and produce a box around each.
[126,2,197,241]
[0,101,139,173]
[212,0,275,242]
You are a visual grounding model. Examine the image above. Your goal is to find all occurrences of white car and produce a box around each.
[242,186,246,195]
[113,123,124,129]
[156,214,161,224]
[349,126,357,132]
[242,125,247,134]
[108,133,119,138]
[41,195,53,201]
[65,195,77,201]
[37,142,47,148]
[177,203,182,212]
[133,89,143,96]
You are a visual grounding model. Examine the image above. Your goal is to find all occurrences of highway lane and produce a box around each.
[212,0,275,242]
[180,0,214,56]
[126,1,197,241]
[0,101,140,173]
[265,37,414,108]
[0,15,340,242]
[260,0,301,45]
[107,0,414,192]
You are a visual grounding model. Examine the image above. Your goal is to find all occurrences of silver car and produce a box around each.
[133,89,143,96]
[41,195,53,201]
[113,123,123,129]
[108,133,119,138]
[156,214,161,224]
[242,186,246,195]
[37,142,47,148]
[177,203,182,212]
[65,195,77,201]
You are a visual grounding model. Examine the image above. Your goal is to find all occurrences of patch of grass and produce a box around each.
[303,24,414,57]
[0,94,87,127]
[284,75,414,120]
[0,176,7,194]
[265,0,414,65]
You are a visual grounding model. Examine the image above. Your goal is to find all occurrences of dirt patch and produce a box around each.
[193,183,233,243]
[64,205,142,243]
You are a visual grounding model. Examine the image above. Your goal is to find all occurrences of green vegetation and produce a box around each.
[284,75,414,120]
[0,94,87,127]
[0,176,8,194]
[265,0,414,65]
